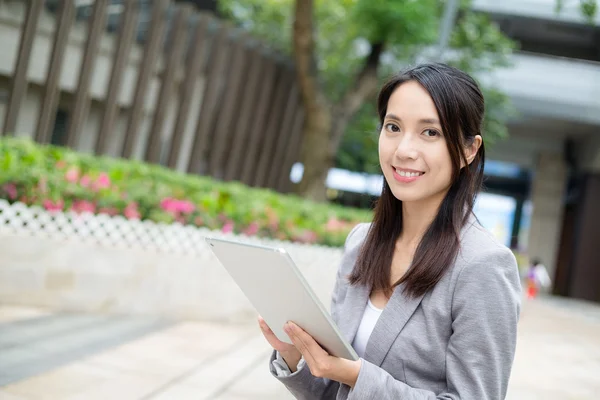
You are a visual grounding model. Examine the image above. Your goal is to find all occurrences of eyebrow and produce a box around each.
[385,114,440,125]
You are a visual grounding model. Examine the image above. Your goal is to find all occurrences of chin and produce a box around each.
[384,182,422,203]
[388,189,425,203]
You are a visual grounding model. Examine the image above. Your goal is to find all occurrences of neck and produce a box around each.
[399,195,445,247]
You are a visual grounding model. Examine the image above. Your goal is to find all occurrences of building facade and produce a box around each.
[473,0,600,302]
[0,0,598,302]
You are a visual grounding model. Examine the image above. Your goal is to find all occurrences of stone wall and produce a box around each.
[0,200,344,322]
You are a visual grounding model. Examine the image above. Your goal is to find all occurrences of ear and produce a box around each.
[463,135,482,167]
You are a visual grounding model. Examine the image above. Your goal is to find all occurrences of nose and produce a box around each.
[394,133,419,160]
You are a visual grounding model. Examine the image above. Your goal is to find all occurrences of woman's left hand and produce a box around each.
[284,321,362,388]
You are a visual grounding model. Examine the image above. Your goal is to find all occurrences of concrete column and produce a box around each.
[567,136,600,302]
[580,135,600,172]
[510,197,525,250]
[527,152,568,281]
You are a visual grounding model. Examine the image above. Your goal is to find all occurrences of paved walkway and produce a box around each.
[0,296,599,399]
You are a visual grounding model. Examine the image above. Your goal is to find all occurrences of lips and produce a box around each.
[392,167,425,183]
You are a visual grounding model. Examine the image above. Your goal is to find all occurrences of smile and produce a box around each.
[393,167,425,182]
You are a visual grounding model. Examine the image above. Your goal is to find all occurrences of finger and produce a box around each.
[285,322,336,378]
[260,319,284,346]
[286,322,323,366]
[258,317,275,334]
[284,323,312,370]
[289,322,327,355]
[258,315,267,329]
[284,323,302,348]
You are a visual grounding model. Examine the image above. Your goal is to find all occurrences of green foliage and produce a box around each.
[219,0,292,52]
[335,101,380,174]
[0,138,372,247]
[219,0,517,174]
[556,0,598,23]
[220,0,363,101]
[448,11,516,73]
[447,10,517,145]
[580,0,598,19]
[351,0,439,45]
[480,87,514,144]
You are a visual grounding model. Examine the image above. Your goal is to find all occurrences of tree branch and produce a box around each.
[330,41,385,152]
[293,0,324,111]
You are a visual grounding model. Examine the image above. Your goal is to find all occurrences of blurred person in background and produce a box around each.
[524,258,552,299]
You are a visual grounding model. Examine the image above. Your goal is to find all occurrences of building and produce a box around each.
[0,0,304,192]
[0,0,598,302]
[293,0,600,303]
[472,0,600,302]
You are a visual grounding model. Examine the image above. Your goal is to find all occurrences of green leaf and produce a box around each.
[219,0,517,179]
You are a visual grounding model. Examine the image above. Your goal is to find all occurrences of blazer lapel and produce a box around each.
[363,283,425,366]
[337,281,369,345]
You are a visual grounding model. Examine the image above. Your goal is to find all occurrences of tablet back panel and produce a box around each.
[205,237,358,361]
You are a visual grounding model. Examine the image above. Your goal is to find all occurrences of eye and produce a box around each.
[384,123,400,133]
[423,129,440,137]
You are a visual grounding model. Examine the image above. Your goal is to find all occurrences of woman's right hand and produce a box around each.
[258,316,302,372]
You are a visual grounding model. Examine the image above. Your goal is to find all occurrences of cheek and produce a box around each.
[429,149,454,182]
[378,136,386,163]
[378,134,393,160]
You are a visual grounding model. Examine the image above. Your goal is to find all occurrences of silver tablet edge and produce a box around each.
[205,236,286,254]
[279,250,359,361]
[204,236,359,361]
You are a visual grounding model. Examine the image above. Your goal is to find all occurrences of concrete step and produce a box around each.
[0,313,172,386]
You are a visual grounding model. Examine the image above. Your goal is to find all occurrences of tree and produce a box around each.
[556,0,598,21]
[219,0,515,201]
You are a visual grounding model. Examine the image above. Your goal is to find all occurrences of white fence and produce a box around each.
[0,200,344,321]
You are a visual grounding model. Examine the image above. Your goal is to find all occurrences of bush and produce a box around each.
[0,138,372,247]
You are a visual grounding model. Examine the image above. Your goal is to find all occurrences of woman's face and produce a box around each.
[378,81,454,205]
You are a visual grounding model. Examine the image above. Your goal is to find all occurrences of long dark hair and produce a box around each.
[349,63,486,298]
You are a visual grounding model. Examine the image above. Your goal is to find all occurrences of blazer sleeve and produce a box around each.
[347,246,522,400]
[269,223,367,399]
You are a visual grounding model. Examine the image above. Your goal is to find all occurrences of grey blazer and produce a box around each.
[269,216,522,399]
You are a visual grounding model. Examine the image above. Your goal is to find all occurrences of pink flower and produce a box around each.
[4,183,17,200]
[222,220,234,234]
[71,200,96,214]
[294,230,318,244]
[80,175,92,188]
[124,202,141,220]
[243,222,259,236]
[178,200,195,214]
[94,173,111,190]
[43,199,64,212]
[325,217,347,232]
[65,167,79,183]
[160,197,195,214]
[160,198,175,212]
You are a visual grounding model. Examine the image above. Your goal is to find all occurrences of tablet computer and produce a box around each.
[205,236,359,361]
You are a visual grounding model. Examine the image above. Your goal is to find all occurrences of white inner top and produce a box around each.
[352,298,384,358]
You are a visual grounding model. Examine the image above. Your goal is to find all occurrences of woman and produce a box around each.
[259,63,522,399]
